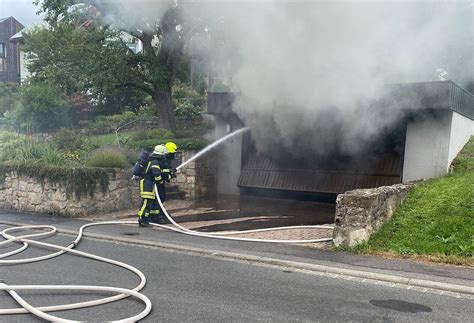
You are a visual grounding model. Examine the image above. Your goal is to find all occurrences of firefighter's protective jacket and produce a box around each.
[139,155,165,199]
[160,157,174,182]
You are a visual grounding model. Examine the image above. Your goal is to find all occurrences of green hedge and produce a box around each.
[126,138,209,151]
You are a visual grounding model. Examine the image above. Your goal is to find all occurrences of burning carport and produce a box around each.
[207,81,474,201]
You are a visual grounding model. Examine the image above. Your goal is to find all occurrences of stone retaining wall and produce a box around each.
[0,169,134,217]
[170,150,217,200]
[0,150,216,217]
[333,184,415,247]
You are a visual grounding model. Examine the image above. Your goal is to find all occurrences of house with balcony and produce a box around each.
[0,16,24,83]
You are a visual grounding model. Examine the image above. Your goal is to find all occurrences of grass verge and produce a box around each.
[340,137,473,265]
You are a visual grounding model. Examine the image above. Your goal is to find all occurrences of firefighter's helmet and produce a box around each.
[153,144,167,156]
[165,142,178,154]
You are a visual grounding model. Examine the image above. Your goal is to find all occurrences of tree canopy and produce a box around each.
[29,0,201,131]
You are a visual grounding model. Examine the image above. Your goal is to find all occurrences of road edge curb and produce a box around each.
[2,220,473,295]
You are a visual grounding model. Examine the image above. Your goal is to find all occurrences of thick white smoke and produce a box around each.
[210,1,473,157]
[101,1,473,157]
[99,0,175,32]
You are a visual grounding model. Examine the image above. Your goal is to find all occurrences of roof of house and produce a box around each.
[0,16,25,34]
[9,30,24,42]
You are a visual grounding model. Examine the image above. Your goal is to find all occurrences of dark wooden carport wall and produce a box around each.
[207,91,406,200]
[207,81,473,199]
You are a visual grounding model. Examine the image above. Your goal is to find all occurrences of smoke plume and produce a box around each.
[204,1,473,157]
[101,1,473,157]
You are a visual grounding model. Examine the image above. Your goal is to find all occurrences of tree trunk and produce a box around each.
[153,87,176,132]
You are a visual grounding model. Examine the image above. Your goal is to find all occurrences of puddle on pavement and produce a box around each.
[121,232,140,236]
[182,195,336,231]
[369,299,433,313]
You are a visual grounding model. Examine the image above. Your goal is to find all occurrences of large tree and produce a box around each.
[33,0,197,131]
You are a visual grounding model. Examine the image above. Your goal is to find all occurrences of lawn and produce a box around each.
[347,137,474,265]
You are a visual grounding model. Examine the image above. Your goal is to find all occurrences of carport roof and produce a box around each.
[385,80,474,120]
[208,81,474,120]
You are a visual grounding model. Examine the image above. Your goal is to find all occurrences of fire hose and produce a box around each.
[0,222,151,321]
[0,127,333,321]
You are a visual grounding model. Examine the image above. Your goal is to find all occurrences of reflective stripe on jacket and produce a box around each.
[139,156,164,198]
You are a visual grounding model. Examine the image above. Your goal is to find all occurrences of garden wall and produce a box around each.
[0,150,216,217]
[169,150,217,200]
[333,184,415,247]
[0,167,132,217]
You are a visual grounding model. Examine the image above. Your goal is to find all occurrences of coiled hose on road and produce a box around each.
[0,127,333,321]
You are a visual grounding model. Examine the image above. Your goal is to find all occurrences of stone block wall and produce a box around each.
[169,150,217,200]
[333,184,414,247]
[0,150,216,217]
[0,169,134,217]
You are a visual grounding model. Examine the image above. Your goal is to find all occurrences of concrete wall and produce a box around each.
[215,116,242,195]
[403,110,473,183]
[403,111,452,182]
[447,112,474,167]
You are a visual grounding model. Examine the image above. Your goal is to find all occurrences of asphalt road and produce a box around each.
[1,229,472,322]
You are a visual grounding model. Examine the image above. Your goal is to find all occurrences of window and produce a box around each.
[0,43,5,58]
[0,58,4,72]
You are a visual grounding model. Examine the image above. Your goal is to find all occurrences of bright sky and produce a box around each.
[0,0,43,26]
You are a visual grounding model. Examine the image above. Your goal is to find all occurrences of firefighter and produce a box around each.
[137,144,168,227]
[153,141,178,223]
[151,142,178,224]
[164,141,178,180]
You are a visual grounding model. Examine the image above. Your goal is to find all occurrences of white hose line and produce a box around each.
[154,186,333,243]
[0,242,27,259]
[1,283,152,323]
[0,127,333,321]
[0,222,151,321]
[167,127,333,243]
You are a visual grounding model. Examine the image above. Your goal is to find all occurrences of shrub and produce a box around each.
[0,131,27,161]
[116,134,131,146]
[146,128,174,140]
[38,145,68,165]
[100,144,138,165]
[7,141,66,166]
[4,82,70,132]
[87,111,142,132]
[175,121,214,139]
[127,138,208,151]
[85,148,128,168]
[52,128,85,151]
[0,132,65,165]
[131,130,148,141]
[0,83,17,117]
[136,103,155,117]
[174,101,203,118]
[172,82,205,118]
[82,137,101,152]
